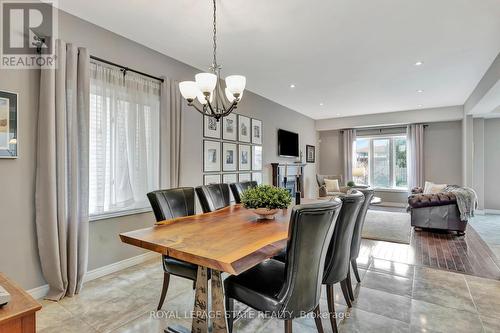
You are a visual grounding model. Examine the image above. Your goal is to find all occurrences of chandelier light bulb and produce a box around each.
[225,75,246,95]
[179,81,199,100]
[225,87,244,103]
[195,73,218,94]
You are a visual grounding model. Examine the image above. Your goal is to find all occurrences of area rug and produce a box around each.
[361,210,411,244]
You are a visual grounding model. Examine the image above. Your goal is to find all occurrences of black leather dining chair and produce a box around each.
[224,200,342,333]
[348,188,374,300]
[229,181,258,203]
[147,187,204,310]
[195,183,231,213]
[322,191,364,333]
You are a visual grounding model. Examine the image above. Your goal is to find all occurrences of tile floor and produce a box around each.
[37,252,500,333]
[469,214,500,261]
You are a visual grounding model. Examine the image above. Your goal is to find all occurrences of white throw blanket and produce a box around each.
[443,185,478,221]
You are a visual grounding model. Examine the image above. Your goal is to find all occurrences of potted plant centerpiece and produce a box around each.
[240,185,292,220]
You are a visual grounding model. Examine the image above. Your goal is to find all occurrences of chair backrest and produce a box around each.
[195,183,231,213]
[229,181,258,203]
[323,191,365,284]
[316,174,343,187]
[350,188,374,260]
[277,200,342,317]
[147,187,196,222]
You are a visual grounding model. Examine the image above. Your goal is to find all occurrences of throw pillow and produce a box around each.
[423,181,447,194]
[324,179,340,193]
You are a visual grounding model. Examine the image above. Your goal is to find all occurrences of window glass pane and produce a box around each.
[89,62,160,216]
[372,139,390,188]
[394,137,407,188]
[355,138,369,185]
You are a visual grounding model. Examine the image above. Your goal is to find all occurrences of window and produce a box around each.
[354,136,407,189]
[89,62,160,218]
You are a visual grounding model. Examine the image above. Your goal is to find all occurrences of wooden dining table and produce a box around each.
[119,203,312,333]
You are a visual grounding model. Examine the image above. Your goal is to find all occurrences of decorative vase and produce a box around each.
[251,208,279,220]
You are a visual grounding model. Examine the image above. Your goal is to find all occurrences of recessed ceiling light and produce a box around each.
[414,61,424,66]
[417,89,424,93]
[319,103,324,106]
[336,113,341,116]
[417,104,424,108]
[290,84,295,88]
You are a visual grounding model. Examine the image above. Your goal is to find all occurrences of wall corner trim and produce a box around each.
[27,252,160,299]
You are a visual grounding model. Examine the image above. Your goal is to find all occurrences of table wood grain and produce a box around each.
[120,204,294,275]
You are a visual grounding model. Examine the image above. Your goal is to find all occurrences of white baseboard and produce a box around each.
[377,201,407,208]
[485,209,500,215]
[27,252,160,300]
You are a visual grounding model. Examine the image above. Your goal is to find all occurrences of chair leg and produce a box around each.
[340,280,353,308]
[346,270,355,301]
[313,305,324,333]
[225,297,234,333]
[326,285,338,333]
[284,319,293,333]
[351,259,361,283]
[157,272,170,310]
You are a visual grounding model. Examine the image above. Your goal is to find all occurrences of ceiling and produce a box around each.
[57,0,500,120]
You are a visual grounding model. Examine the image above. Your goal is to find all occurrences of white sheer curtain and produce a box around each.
[343,129,357,184]
[407,124,424,189]
[89,62,160,216]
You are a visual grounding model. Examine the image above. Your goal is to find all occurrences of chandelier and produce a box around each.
[179,0,246,121]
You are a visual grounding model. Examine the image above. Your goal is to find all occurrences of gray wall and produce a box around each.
[0,10,317,290]
[484,119,500,210]
[318,121,463,204]
[424,121,463,185]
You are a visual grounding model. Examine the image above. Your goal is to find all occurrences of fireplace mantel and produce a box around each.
[271,163,306,198]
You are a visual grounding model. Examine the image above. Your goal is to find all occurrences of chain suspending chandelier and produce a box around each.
[179,0,246,121]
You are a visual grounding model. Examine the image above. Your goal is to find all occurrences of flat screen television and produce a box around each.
[278,129,299,157]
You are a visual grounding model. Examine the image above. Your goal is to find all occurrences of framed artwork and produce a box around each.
[0,91,18,158]
[203,115,221,139]
[251,118,262,144]
[239,173,251,182]
[203,140,221,172]
[238,144,251,171]
[222,173,237,184]
[222,113,237,141]
[252,145,262,171]
[252,172,263,185]
[204,174,221,185]
[222,142,237,171]
[238,115,251,142]
[306,144,315,163]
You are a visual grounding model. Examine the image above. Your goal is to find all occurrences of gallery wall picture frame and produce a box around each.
[238,115,251,142]
[203,140,221,172]
[306,144,315,163]
[203,115,221,139]
[222,142,237,171]
[251,118,262,145]
[252,172,263,185]
[252,145,262,171]
[238,144,251,171]
[238,173,251,182]
[0,91,18,158]
[204,174,221,185]
[222,113,237,141]
[222,173,238,184]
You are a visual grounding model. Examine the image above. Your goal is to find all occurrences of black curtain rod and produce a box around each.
[90,55,164,83]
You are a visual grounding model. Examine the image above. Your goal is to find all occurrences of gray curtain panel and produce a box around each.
[35,40,90,301]
[407,124,424,189]
[160,77,183,188]
[343,129,356,183]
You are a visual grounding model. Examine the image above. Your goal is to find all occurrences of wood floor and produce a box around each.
[360,209,500,280]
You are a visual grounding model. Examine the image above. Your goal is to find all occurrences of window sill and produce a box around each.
[90,207,152,222]
[373,187,409,193]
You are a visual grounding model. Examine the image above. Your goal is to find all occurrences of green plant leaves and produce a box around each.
[240,185,292,209]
